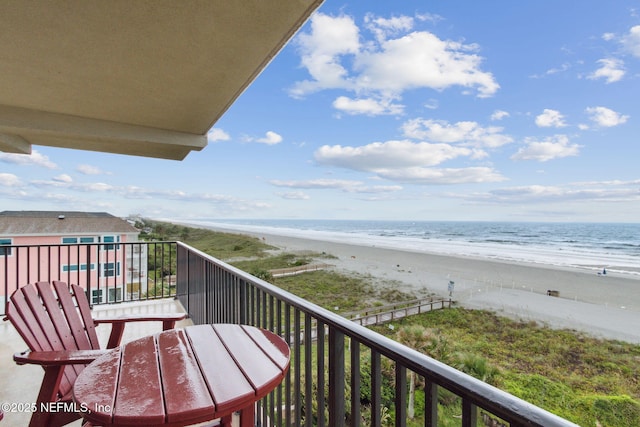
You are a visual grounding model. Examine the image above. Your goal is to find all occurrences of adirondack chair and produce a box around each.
[4,280,187,427]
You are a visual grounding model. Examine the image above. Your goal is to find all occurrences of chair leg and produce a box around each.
[29,366,63,426]
[29,366,81,427]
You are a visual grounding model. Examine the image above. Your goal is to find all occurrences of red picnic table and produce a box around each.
[72,324,290,427]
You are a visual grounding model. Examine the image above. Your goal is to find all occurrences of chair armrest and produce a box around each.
[93,313,187,349]
[93,313,187,324]
[14,349,108,366]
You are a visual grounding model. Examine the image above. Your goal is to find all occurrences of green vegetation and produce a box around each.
[140,220,640,426]
[140,220,276,259]
[368,309,640,426]
[139,220,277,297]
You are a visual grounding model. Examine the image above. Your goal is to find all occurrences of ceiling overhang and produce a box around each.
[0,1,323,160]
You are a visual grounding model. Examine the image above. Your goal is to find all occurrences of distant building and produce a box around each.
[0,211,145,304]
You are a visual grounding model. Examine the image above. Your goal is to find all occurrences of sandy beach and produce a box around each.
[202,224,640,344]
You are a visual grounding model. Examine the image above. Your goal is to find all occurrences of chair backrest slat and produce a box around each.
[20,284,64,351]
[7,282,100,399]
[5,295,40,351]
[35,282,81,351]
[60,281,101,350]
[46,281,92,351]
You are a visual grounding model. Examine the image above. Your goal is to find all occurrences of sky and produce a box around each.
[1,1,640,223]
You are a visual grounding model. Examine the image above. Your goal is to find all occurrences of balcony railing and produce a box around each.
[1,241,579,426]
[1,241,177,310]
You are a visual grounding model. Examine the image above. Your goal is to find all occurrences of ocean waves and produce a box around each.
[186,219,640,276]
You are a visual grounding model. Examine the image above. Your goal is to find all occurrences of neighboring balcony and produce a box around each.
[1,242,579,427]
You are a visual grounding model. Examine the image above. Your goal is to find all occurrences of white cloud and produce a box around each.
[352,185,403,193]
[270,179,403,194]
[401,119,512,148]
[313,139,506,185]
[290,13,360,97]
[278,191,311,200]
[270,178,363,190]
[207,128,231,142]
[333,96,404,116]
[77,164,105,175]
[354,31,499,97]
[622,25,640,57]
[30,178,117,194]
[30,178,69,188]
[375,166,505,184]
[481,182,640,204]
[0,150,57,169]
[424,99,439,110]
[415,13,443,24]
[0,173,21,186]
[364,14,415,43]
[535,109,567,128]
[585,106,629,127]
[602,32,615,41]
[315,140,472,170]
[588,58,625,83]
[511,135,581,162]
[492,185,564,198]
[290,12,499,114]
[81,183,114,192]
[123,187,273,212]
[256,131,283,145]
[244,131,283,145]
[53,174,73,183]
[490,110,510,121]
[529,62,572,79]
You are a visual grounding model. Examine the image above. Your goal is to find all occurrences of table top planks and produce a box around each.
[73,324,290,426]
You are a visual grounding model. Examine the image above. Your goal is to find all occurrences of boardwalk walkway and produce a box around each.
[268,262,451,338]
[295,298,452,343]
[269,263,332,277]
[344,298,452,327]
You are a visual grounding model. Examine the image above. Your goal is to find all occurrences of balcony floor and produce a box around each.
[0,298,192,426]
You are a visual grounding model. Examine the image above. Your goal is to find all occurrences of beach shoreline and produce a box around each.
[184,222,640,344]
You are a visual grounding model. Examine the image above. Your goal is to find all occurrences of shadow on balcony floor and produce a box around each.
[0,298,192,426]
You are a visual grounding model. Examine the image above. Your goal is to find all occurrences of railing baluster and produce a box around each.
[316,321,325,427]
[424,381,438,427]
[304,313,313,427]
[284,303,292,427]
[462,398,478,427]
[350,339,361,427]
[328,327,345,427]
[261,290,267,328]
[371,350,381,427]
[395,364,407,427]
[294,308,302,427]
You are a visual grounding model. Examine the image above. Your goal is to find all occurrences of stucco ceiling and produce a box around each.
[0,1,323,160]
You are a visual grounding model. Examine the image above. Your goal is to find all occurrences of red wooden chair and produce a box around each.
[4,281,187,427]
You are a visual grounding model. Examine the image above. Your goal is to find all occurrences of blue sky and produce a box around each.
[1,1,639,222]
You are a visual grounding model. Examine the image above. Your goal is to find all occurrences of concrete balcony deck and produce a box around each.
[0,298,191,426]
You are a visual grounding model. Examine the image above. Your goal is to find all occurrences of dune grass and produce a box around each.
[370,308,640,426]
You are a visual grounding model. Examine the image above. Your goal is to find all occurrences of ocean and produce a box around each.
[184,219,640,277]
